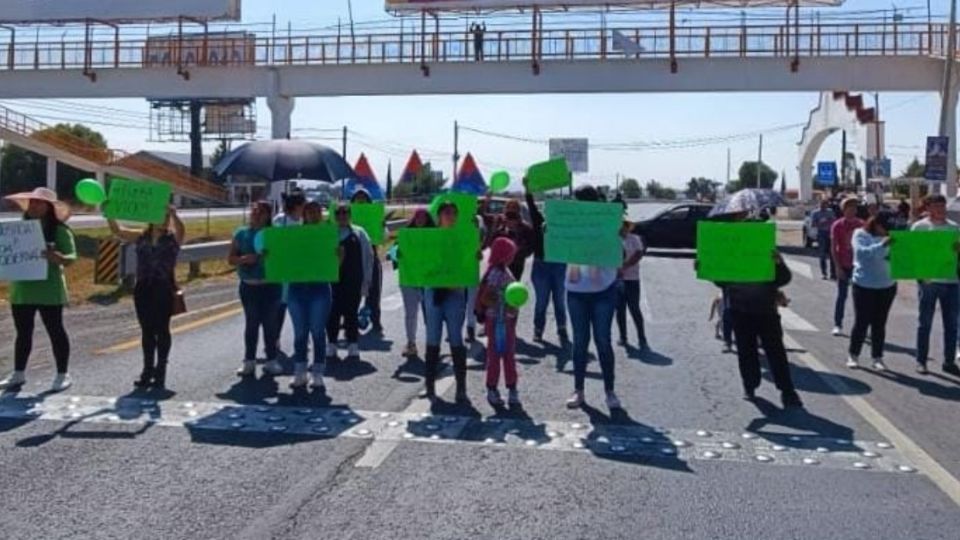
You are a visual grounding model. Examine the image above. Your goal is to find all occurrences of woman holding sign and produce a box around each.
[229,201,283,378]
[326,203,373,362]
[846,214,896,371]
[396,209,434,358]
[107,204,184,389]
[423,202,470,403]
[0,188,76,392]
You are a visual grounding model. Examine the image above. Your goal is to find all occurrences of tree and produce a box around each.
[734,161,778,191]
[620,178,642,199]
[1,123,108,198]
[645,179,677,200]
[902,157,925,178]
[684,177,722,202]
[208,139,231,184]
[385,161,393,201]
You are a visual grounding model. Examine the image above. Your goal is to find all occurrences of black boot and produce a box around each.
[422,345,440,400]
[152,360,168,390]
[452,346,468,403]
[134,358,154,389]
[466,326,476,343]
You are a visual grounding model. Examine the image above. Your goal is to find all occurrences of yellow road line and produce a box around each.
[96,306,244,355]
[784,333,960,509]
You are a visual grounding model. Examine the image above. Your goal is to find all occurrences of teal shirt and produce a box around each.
[233,226,265,281]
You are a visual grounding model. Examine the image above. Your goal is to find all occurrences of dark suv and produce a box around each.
[632,203,714,250]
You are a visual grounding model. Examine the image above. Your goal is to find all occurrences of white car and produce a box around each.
[802,211,819,248]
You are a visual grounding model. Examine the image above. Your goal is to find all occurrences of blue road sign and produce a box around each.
[925,136,949,181]
[865,158,892,179]
[817,161,838,185]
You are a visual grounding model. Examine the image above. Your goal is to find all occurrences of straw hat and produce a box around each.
[4,187,71,222]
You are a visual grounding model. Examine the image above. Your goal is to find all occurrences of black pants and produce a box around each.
[509,258,526,282]
[239,282,281,361]
[364,257,383,328]
[616,280,647,345]
[12,304,70,373]
[849,284,897,359]
[731,310,796,393]
[134,282,174,365]
[328,281,362,343]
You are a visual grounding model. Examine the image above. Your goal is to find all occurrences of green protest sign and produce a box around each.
[263,224,340,284]
[103,178,172,224]
[544,200,622,268]
[427,192,478,228]
[890,230,959,280]
[526,158,571,193]
[696,222,776,282]
[351,203,386,245]
[397,227,479,287]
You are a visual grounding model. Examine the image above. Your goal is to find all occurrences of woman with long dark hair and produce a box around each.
[107,204,184,389]
[0,188,77,392]
[846,214,897,371]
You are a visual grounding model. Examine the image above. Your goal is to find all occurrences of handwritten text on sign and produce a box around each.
[0,221,48,281]
[398,228,480,287]
[544,200,623,268]
[696,222,776,282]
[103,178,172,224]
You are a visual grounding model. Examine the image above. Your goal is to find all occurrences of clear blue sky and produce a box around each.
[0,0,949,190]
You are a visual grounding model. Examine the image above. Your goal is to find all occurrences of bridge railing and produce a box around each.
[0,21,951,72]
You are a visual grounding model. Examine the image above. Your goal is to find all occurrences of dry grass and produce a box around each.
[0,217,245,307]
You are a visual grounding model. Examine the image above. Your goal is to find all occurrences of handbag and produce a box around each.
[171,285,187,316]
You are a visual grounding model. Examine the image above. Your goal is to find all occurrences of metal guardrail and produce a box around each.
[120,219,409,280]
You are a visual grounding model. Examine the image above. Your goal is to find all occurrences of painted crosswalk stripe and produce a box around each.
[780,307,819,332]
[783,256,814,280]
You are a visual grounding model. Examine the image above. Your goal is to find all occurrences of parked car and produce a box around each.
[802,211,818,248]
[632,203,714,250]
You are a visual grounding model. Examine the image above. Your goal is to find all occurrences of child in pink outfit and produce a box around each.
[478,237,520,406]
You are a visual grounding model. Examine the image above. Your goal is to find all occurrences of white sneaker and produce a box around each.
[605,391,623,410]
[347,343,360,359]
[262,359,284,376]
[236,360,256,377]
[872,359,888,372]
[50,373,72,392]
[565,391,584,409]
[0,371,26,390]
[832,327,842,337]
[326,343,339,360]
[846,355,859,369]
[290,364,309,388]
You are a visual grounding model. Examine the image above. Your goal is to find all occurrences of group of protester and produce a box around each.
[0,182,653,413]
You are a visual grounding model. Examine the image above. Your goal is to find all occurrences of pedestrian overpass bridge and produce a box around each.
[0,19,956,199]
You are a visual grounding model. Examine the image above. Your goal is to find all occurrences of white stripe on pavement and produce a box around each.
[780,307,819,332]
[783,257,814,280]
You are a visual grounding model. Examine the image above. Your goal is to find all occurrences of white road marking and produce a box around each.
[783,256,814,280]
[780,307,819,332]
[380,292,403,312]
[783,333,960,508]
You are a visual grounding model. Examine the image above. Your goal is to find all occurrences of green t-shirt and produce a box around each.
[9,224,77,306]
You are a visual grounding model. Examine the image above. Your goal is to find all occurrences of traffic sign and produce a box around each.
[816,161,838,185]
[549,138,589,173]
[925,136,949,181]
[865,158,891,179]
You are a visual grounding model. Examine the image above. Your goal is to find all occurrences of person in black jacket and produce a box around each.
[721,252,803,408]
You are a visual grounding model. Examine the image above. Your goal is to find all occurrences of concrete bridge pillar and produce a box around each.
[944,89,958,199]
[267,96,295,140]
[46,156,57,192]
[95,169,105,186]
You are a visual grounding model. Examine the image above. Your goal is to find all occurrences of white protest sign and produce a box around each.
[0,221,48,281]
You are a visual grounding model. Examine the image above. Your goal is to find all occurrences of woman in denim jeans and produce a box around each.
[564,185,622,412]
[396,209,434,358]
[229,201,283,378]
[286,201,335,390]
[422,202,469,403]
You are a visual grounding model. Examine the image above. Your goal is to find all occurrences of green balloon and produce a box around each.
[490,171,510,194]
[75,178,106,206]
[504,282,530,308]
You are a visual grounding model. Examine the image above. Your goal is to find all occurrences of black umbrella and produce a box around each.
[213,139,354,182]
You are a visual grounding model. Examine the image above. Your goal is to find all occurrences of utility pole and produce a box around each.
[341,126,348,200]
[726,147,731,186]
[453,120,460,185]
[841,129,848,190]
[756,135,763,188]
[938,0,958,197]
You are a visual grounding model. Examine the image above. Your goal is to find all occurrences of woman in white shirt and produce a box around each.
[616,221,648,350]
[565,186,622,411]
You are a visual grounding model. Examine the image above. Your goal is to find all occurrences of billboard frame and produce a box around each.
[385,1,845,13]
[0,0,241,24]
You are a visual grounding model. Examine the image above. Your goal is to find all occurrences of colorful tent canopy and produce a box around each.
[451,153,487,195]
[345,153,384,200]
[400,150,424,184]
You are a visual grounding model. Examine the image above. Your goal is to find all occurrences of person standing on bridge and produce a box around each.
[423,202,469,403]
[229,201,283,378]
[0,188,76,392]
[810,198,836,280]
[830,197,863,337]
[525,183,568,345]
[287,201,334,390]
[911,194,960,377]
[471,22,486,62]
[107,204,184,390]
[326,203,372,362]
[564,185,622,412]
[846,213,896,372]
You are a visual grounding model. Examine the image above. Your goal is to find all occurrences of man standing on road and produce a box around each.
[810,199,836,280]
[911,194,960,376]
[830,197,863,336]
